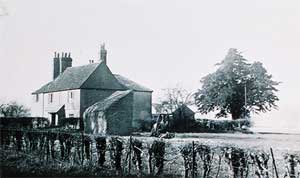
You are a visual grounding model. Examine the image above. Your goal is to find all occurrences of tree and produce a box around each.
[155,85,194,114]
[0,101,30,117]
[194,48,279,120]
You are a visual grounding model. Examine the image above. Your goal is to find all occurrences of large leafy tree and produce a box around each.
[195,48,280,120]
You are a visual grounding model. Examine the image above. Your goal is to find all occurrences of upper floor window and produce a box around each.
[35,94,39,102]
[68,91,74,103]
[48,93,53,103]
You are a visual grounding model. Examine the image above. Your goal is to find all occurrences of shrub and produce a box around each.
[180,143,197,178]
[109,137,123,174]
[95,136,106,166]
[192,118,252,133]
[149,140,165,176]
[132,139,143,176]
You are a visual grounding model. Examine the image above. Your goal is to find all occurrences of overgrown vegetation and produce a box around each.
[0,117,49,129]
[1,128,299,177]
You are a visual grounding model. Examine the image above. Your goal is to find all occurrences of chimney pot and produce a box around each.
[100,43,107,64]
[53,52,60,80]
[60,52,72,74]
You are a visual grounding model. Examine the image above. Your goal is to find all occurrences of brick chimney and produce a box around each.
[60,52,72,74]
[100,44,107,64]
[53,52,60,80]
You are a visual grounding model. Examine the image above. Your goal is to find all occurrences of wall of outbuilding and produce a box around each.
[106,93,133,135]
[132,91,152,131]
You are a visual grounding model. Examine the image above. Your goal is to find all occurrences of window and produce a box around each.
[35,94,39,102]
[68,91,74,103]
[48,93,53,103]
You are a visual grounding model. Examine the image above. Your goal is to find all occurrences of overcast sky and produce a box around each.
[0,0,299,132]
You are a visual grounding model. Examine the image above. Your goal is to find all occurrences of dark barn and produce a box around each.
[170,104,195,132]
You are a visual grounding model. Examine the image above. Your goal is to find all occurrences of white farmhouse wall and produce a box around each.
[31,93,45,117]
[42,89,81,119]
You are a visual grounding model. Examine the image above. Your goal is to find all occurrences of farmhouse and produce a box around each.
[32,45,152,134]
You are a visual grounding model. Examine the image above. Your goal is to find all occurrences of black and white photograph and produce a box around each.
[0,0,299,177]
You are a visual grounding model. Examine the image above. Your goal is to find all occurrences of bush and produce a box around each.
[0,117,49,129]
[149,140,165,176]
[95,136,106,166]
[191,119,252,133]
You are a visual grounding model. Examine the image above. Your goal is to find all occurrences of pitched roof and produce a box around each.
[33,63,100,94]
[114,74,153,92]
[33,62,152,94]
[172,104,195,119]
[83,90,132,116]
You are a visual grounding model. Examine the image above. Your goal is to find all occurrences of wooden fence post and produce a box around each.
[81,132,84,165]
[192,141,195,178]
[90,140,93,163]
[270,147,279,178]
[128,135,132,175]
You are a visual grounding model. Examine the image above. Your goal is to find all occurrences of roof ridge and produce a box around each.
[69,62,99,68]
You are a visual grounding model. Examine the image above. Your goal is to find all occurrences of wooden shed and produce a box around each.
[170,104,195,132]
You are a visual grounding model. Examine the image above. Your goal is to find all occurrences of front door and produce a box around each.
[51,113,56,126]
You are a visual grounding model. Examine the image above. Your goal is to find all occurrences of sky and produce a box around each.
[0,0,299,133]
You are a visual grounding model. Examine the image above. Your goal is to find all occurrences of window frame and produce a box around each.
[35,94,39,102]
[48,93,53,103]
[68,91,74,103]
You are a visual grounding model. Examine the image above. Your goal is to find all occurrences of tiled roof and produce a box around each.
[83,90,132,116]
[114,74,153,92]
[33,63,100,94]
[33,63,152,94]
